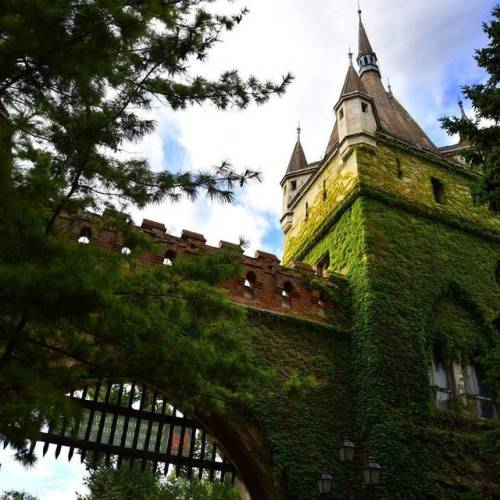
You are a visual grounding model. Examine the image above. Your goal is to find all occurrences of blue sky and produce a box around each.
[1,0,496,497]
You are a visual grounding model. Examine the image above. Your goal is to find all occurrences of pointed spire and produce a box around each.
[286,125,308,174]
[340,52,367,97]
[357,8,380,77]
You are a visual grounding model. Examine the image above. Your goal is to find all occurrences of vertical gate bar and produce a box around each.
[198,430,207,480]
[107,383,124,445]
[130,386,147,469]
[163,414,175,475]
[186,427,196,479]
[119,382,136,469]
[175,424,187,477]
[221,456,227,484]
[141,390,157,471]
[209,442,217,482]
[81,382,101,463]
[95,382,112,446]
[153,396,167,475]
[106,383,124,466]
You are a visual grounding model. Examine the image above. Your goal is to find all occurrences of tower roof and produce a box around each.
[286,126,308,174]
[358,15,374,56]
[340,54,367,97]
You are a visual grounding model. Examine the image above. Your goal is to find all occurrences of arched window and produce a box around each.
[243,271,257,299]
[121,246,132,256]
[163,249,176,266]
[281,281,294,309]
[78,227,92,245]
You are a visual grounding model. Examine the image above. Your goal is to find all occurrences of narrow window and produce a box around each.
[431,177,445,204]
[316,253,330,278]
[361,102,368,113]
[281,282,294,309]
[291,180,297,191]
[396,157,403,179]
[305,202,309,220]
[322,180,327,201]
[78,227,92,245]
[243,271,256,299]
[464,364,497,419]
[163,249,176,266]
[430,358,453,410]
[339,108,344,120]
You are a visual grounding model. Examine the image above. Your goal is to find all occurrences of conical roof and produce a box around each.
[358,19,374,56]
[286,138,308,174]
[340,62,367,97]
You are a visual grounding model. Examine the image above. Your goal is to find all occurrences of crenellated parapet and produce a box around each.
[59,210,348,325]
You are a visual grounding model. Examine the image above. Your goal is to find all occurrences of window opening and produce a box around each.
[431,177,445,204]
[305,202,309,220]
[464,364,497,419]
[243,271,256,299]
[339,108,344,120]
[281,282,293,309]
[322,180,327,201]
[430,358,452,410]
[316,253,330,278]
[78,227,92,245]
[163,250,176,266]
[291,180,297,191]
[361,102,368,113]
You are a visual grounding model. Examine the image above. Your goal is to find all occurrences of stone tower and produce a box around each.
[280,9,500,499]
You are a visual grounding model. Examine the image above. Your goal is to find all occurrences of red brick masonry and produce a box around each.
[61,211,346,324]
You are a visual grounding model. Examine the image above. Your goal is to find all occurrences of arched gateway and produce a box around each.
[30,382,278,500]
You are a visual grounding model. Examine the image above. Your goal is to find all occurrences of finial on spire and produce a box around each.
[387,78,392,95]
[358,0,362,20]
[297,121,301,141]
[348,48,353,64]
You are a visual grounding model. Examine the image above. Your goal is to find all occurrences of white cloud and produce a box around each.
[127,0,493,260]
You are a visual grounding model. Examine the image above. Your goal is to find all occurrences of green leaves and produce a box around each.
[441,6,500,213]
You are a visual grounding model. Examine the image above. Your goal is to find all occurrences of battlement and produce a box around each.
[59,210,347,325]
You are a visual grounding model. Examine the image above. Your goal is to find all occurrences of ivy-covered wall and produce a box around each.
[276,140,500,499]
[246,310,354,499]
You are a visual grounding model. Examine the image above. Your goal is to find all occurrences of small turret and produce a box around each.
[334,52,377,155]
[281,125,315,233]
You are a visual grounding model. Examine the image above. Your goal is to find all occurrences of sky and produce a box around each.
[0,0,496,497]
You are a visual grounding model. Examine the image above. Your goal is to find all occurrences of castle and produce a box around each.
[54,9,500,500]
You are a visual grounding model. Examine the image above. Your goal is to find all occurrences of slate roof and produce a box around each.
[286,139,308,174]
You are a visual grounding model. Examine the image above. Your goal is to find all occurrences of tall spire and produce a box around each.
[357,6,380,77]
[286,124,308,174]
